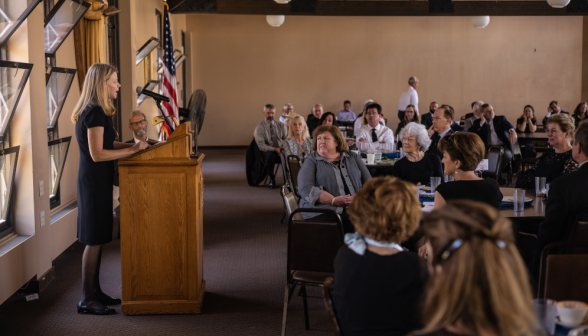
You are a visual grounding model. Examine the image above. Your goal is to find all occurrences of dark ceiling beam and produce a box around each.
[168,0,579,16]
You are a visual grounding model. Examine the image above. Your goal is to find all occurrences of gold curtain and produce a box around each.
[74,0,107,89]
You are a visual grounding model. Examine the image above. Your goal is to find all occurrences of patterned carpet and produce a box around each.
[0,149,333,336]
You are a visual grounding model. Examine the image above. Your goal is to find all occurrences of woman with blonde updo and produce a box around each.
[72,63,149,315]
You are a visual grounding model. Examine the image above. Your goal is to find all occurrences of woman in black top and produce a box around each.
[573,101,587,126]
[394,122,443,185]
[396,104,420,137]
[414,202,542,336]
[320,111,335,126]
[333,176,427,336]
[71,64,149,315]
[434,132,503,209]
[516,105,538,158]
[516,114,578,189]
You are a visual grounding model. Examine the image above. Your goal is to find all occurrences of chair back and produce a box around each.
[483,146,503,180]
[287,155,302,197]
[538,242,588,301]
[287,209,344,279]
[567,207,588,253]
[280,151,292,192]
[282,186,303,221]
[323,277,343,336]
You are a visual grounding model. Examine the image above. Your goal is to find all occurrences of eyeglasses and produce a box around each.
[130,119,147,126]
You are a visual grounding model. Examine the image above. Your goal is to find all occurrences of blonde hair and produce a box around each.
[546,113,575,141]
[348,176,421,242]
[417,201,539,336]
[287,115,310,141]
[71,63,118,123]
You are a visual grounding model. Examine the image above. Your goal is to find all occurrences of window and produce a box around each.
[0,146,19,240]
[137,80,159,106]
[0,61,33,143]
[46,67,76,132]
[0,0,42,47]
[43,0,89,56]
[47,136,71,209]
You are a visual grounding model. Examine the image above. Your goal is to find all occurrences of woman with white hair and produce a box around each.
[283,115,313,164]
[393,122,443,185]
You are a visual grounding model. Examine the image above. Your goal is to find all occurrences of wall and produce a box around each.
[187,15,583,146]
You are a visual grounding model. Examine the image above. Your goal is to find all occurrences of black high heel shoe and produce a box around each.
[97,293,122,306]
[77,301,116,315]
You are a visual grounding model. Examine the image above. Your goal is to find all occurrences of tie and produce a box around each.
[270,122,280,148]
[371,128,378,142]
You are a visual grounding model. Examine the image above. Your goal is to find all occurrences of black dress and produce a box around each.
[393,153,444,185]
[76,105,116,245]
[516,118,537,158]
[574,114,587,126]
[435,179,503,209]
[515,149,578,189]
[332,245,428,336]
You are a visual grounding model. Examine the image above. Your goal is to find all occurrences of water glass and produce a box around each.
[374,152,382,162]
[513,189,526,212]
[533,299,557,335]
[399,148,405,158]
[430,177,441,193]
[380,142,394,154]
[535,177,547,197]
[444,174,455,182]
[545,183,550,196]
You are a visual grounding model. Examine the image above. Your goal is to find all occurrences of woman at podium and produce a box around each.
[71,63,149,315]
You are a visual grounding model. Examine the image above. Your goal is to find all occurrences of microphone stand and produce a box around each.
[154,99,175,136]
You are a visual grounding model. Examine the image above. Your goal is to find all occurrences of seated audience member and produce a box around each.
[542,100,570,127]
[298,125,371,233]
[337,100,356,121]
[468,103,517,174]
[394,122,444,185]
[332,176,427,336]
[538,120,588,249]
[435,132,502,209]
[396,104,420,137]
[426,105,458,159]
[279,103,297,125]
[307,104,324,136]
[443,105,466,132]
[356,102,395,147]
[283,115,312,164]
[463,101,483,130]
[416,201,541,336]
[516,113,578,189]
[354,99,385,136]
[320,112,335,126]
[516,105,538,158]
[573,101,587,126]
[127,110,159,144]
[420,101,437,130]
[254,104,288,189]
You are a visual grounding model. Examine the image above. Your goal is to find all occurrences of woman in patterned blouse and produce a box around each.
[283,115,313,164]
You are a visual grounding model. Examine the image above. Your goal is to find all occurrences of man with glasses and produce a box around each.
[279,103,297,125]
[542,100,570,127]
[127,111,158,144]
[426,105,457,159]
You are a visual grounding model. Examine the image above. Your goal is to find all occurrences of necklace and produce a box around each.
[406,151,424,162]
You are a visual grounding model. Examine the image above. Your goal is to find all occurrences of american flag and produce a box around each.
[159,3,179,140]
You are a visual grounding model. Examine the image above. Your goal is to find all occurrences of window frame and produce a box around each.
[0,60,34,143]
[47,136,71,210]
[0,0,43,47]
[45,66,76,131]
[0,145,20,240]
[43,0,90,57]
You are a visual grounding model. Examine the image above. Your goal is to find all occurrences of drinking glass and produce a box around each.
[513,189,526,212]
[444,174,455,182]
[545,183,550,196]
[533,299,557,335]
[535,177,547,197]
[430,177,441,193]
[399,148,405,158]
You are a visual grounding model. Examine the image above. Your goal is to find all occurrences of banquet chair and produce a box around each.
[537,241,588,302]
[482,146,503,183]
[282,209,344,336]
[566,207,588,253]
[323,277,343,336]
[280,150,292,194]
[260,151,282,186]
[287,155,302,199]
[281,185,303,222]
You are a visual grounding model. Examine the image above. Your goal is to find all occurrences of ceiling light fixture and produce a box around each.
[266,15,285,27]
[471,16,490,28]
[546,0,570,8]
[274,0,291,3]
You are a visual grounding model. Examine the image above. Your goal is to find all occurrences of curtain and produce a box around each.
[73,0,107,89]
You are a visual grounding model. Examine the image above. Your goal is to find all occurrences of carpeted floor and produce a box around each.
[0,149,333,336]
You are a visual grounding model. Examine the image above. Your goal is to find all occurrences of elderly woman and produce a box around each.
[573,102,587,126]
[332,177,427,336]
[393,122,443,185]
[320,112,335,126]
[516,113,578,189]
[396,104,420,137]
[417,201,540,336]
[283,115,312,164]
[298,125,371,233]
[435,132,502,209]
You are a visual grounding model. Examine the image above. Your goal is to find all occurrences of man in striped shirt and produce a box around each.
[254,104,288,189]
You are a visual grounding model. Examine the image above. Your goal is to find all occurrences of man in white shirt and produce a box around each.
[542,100,570,127]
[464,101,484,130]
[279,103,297,125]
[128,110,158,144]
[356,103,395,147]
[398,76,419,121]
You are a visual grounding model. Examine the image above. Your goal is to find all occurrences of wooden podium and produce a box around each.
[118,122,205,315]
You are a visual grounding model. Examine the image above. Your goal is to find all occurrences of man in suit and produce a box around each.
[420,101,437,130]
[128,110,159,144]
[464,101,484,130]
[254,104,288,188]
[468,103,517,174]
[539,120,588,247]
[307,104,324,136]
[426,105,457,159]
[542,100,570,127]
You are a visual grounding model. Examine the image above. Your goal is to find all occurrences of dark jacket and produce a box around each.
[538,163,588,247]
[246,138,267,186]
[420,113,433,129]
[450,122,465,132]
[468,116,514,149]
[426,129,455,159]
[307,114,321,137]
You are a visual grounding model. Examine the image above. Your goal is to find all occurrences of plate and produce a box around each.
[556,321,588,329]
[502,196,533,203]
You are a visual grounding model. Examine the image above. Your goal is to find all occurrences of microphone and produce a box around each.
[136,86,170,103]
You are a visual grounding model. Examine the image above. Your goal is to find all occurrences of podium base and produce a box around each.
[122,280,206,315]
